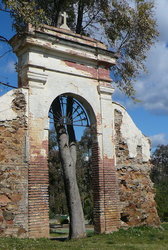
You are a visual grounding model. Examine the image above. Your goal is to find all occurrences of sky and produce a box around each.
[113,0,168,149]
[0,0,168,150]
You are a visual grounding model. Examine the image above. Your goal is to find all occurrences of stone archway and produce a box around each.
[0,23,121,238]
[11,25,120,238]
[48,93,95,237]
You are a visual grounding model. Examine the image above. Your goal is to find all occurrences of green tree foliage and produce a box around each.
[48,128,93,223]
[151,145,168,222]
[1,0,158,97]
[151,145,168,183]
[154,183,168,222]
[1,0,48,32]
[48,130,68,217]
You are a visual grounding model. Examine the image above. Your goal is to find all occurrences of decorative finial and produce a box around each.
[60,12,71,31]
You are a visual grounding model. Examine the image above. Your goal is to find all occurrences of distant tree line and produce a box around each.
[151,145,168,222]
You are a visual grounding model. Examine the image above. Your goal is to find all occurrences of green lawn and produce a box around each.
[0,223,168,250]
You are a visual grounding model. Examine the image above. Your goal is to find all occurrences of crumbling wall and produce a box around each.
[113,102,160,227]
[0,89,28,237]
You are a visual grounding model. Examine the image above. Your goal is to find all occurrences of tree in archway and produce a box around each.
[0,0,158,239]
[51,96,87,238]
[48,126,93,223]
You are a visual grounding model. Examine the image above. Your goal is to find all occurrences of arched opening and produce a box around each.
[48,93,97,239]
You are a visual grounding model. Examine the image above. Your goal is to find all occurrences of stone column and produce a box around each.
[93,84,120,233]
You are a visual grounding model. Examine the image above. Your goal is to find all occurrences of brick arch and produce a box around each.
[46,91,120,235]
[48,92,99,231]
[27,91,102,238]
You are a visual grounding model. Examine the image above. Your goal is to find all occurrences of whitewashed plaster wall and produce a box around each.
[113,102,151,162]
[0,88,28,121]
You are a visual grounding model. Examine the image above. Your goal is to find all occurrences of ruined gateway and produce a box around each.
[0,25,160,238]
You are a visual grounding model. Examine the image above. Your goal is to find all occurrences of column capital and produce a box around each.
[97,85,115,95]
[20,70,48,89]
[27,71,48,85]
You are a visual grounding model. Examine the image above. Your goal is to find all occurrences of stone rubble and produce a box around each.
[114,104,160,228]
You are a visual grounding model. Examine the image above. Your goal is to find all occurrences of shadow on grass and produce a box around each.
[50,237,68,241]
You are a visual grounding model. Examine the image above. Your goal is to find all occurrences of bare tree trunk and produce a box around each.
[76,1,84,34]
[51,97,86,239]
[46,0,67,26]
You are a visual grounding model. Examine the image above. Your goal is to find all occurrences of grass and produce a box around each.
[0,223,168,250]
[50,224,94,237]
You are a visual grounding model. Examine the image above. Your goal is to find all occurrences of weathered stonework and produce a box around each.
[0,25,121,237]
[0,25,160,238]
[0,89,28,237]
[113,102,160,227]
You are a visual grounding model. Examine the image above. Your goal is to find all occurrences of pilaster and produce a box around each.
[97,84,120,232]
[26,71,49,238]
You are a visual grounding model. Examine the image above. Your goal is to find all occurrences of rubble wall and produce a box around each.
[113,102,160,227]
[0,89,28,237]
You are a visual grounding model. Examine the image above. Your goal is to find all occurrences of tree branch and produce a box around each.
[0,7,13,14]
[81,8,101,32]
[76,1,85,34]
[0,35,9,44]
[66,97,77,164]
[117,31,131,51]
[0,49,12,59]
[0,81,17,89]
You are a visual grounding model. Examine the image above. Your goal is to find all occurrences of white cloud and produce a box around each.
[150,133,167,148]
[135,42,168,114]
[135,0,168,115]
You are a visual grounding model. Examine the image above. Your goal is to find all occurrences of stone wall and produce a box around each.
[0,89,28,237]
[0,90,161,238]
[113,102,160,227]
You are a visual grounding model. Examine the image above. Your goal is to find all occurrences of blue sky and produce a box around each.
[0,0,168,149]
[0,10,17,92]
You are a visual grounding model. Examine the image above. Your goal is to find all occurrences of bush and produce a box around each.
[60,215,69,225]
[155,182,168,222]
